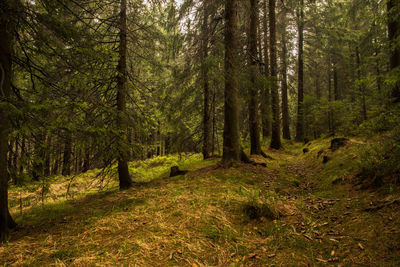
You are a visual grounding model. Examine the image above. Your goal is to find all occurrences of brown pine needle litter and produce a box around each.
[1,140,400,266]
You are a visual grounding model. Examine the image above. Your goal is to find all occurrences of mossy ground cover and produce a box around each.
[1,139,399,266]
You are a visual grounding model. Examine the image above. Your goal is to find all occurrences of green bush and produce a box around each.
[358,126,400,186]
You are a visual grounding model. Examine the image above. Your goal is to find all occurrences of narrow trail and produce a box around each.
[1,139,399,266]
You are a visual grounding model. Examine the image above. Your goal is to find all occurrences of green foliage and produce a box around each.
[128,154,201,183]
[358,127,400,186]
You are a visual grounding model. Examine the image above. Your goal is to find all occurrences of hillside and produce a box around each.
[1,138,399,266]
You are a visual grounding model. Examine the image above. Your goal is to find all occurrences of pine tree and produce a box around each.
[223,0,241,161]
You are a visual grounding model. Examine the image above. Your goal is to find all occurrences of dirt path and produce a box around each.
[1,140,399,266]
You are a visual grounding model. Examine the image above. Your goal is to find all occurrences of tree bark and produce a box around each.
[62,132,72,176]
[281,16,291,140]
[223,0,241,161]
[333,64,338,101]
[269,0,281,149]
[356,46,367,122]
[248,0,262,155]
[117,0,133,189]
[262,0,271,139]
[295,0,304,142]
[328,64,335,136]
[0,0,18,241]
[388,0,400,102]
[202,2,211,159]
[44,136,51,177]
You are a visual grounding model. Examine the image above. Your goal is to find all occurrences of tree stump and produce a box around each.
[170,166,188,177]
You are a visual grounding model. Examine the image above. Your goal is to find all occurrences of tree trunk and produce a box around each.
[269,0,281,149]
[248,0,262,155]
[117,0,133,189]
[0,0,18,241]
[211,87,216,156]
[261,0,271,139]
[388,0,400,102]
[295,0,304,142]
[333,64,338,101]
[356,46,367,122]
[44,136,51,177]
[223,0,241,161]
[19,136,25,175]
[62,132,72,176]
[281,14,290,140]
[328,65,335,136]
[202,2,211,159]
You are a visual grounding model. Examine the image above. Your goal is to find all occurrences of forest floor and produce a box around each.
[1,138,400,266]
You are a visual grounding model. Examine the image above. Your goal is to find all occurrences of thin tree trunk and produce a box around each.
[295,0,304,142]
[202,2,211,159]
[248,0,262,155]
[44,136,51,177]
[62,132,72,176]
[212,87,216,156]
[223,0,241,161]
[19,136,25,175]
[356,46,367,122]
[262,0,271,139]
[328,65,335,136]
[117,0,133,189]
[281,17,290,140]
[333,64,338,101]
[388,0,400,102]
[269,0,281,149]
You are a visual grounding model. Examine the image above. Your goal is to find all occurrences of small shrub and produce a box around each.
[358,127,400,187]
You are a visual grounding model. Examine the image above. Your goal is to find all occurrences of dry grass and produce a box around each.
[1,139,400,266]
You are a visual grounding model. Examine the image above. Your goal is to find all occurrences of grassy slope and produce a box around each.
[1,138,399,266]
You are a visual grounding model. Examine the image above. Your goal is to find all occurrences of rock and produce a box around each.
[322,156,329,164]
[170,166,188,177]
[330,138,349,151]
[303,148,309,154]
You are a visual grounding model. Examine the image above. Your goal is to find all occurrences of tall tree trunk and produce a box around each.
[82,149,90,173]
[295,0,304,142]
[32,133,44,181]
[388,0,400,102]
[356,46,367,122]
[12,139,18,184]
[248,0,262,155]
[62,132,72,176]
[211,87,216,156]
[262,0,271,139]
[202,2,211,159]
[44,135,51,177]
[223,0,241,161]
[19,136,25,175]
[281,18,291,140]
[328,65,335,136]
[269,0,281,149]
[0,0,18,241]
[333,64,338,101]
[117,0,133,189]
